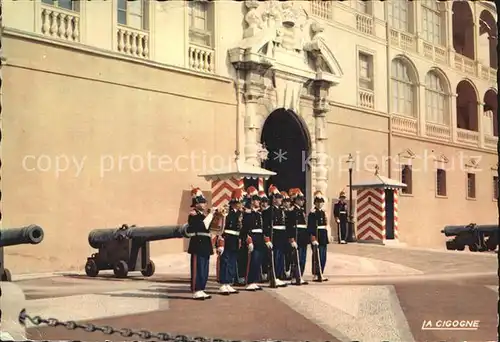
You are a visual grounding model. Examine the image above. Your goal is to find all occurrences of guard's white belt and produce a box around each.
[339,211,347,214]
[251,229,263,233]
[273,225,286,230]
[297,224,307,229]
[223,230,240,236]
[317,225,327,230]
[187,232,211,237]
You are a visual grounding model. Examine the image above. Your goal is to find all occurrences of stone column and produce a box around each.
[312,80,332,197]
[477,101,484,148]
[243,92,261,167]
[450,93,458,142]
[243,65,267,167]
[445,3,455,64]
[418,84,426,136]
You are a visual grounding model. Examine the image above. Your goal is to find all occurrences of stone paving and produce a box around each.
[2,244,498,342]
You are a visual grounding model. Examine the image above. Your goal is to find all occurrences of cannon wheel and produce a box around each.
[113,260,129,278]
[85,259,99,277]
[1,268,12,281]
[141,260,155,277]
[469,244,479,252]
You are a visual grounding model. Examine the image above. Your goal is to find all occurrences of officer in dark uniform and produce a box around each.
[259,190,271,282]
[308,190,329,282]
[334,191,349,244]
[267,185,287,287]
[281,191,293,280]
[218,189,245,295]
[288,188,309,285]
[242,186,264,291]
[187,188,213,300]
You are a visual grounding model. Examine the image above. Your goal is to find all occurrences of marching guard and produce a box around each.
[259,190,271,282]
[187,188,213,300]
[217,189,245,295]
[242,186,264,291]
[236,190,252,285]
[266,185,288,286]
[288,188,308,285]
[282,191,293,280]
[308,190,329,282]
[334,191,350,244]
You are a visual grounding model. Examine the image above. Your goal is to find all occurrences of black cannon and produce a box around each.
[0,225,45,281]
[85,223,191,278]
[442,223,499,252]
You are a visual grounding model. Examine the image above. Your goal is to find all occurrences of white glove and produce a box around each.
[217,247,224,255]
[248,243,254,253]
[290,241,298,249]
[336,219,340,223]
[311,240,319,246]
[265,241,273,249]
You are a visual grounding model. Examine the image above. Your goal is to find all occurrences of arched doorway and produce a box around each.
[261,109,311,196]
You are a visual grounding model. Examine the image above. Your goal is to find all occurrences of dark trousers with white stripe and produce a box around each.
[247,248,264,284]
[219,249,237,285]
[298,246,307,275]
[190,254,210,292]
[339,219,349,241]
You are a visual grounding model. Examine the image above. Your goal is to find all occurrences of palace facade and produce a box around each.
[1,0,498,273]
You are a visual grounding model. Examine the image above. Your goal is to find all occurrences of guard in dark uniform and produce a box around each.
[334,191,349,244]
[288,188,309,285]
[281,191,293,280]
[218,189,245,295]
[267,185,288,286]
[259,190,271,282]
[236,190,252,286]
[243,186,264,291]
[308,190,329,282]
[187,188,213,300]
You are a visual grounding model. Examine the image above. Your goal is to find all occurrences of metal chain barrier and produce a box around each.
[18,309,286,342]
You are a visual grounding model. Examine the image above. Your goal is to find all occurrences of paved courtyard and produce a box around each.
[3,244,498,342]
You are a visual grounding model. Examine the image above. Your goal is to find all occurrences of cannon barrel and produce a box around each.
[88,224,190,249]
[441,224,499,237]
[0,225,45,248]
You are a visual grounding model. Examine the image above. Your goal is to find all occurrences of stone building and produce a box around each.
[1,0,497,272]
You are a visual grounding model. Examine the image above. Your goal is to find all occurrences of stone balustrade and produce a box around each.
[188,43,215,74]
[355,13,373,35]
[116,25,149,59]
[422,42,447,64]
[391,115,417,135]
[456,128,479,145]
[390,29,416,52]
[425,122,451,141]
[40,5,80,42]
[453,53,476,77]
[310,1,332,20]
[358,89,374,109]
[484,135,498,150]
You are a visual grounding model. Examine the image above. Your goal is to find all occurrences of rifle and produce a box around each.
[292,207,304,285]
[312,210,325,282]
[267,205,278,288]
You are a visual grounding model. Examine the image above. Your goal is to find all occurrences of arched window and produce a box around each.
[389,0,409,32]
[479,10,498,69]
[452,1,475,60]
[456,80,478,131]
[391,59,415,117]
[425,71,448,125]
[483,89,498,136]
[421,0,444,45]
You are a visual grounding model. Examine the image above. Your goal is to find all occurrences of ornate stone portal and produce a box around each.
[228,0,343,200]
